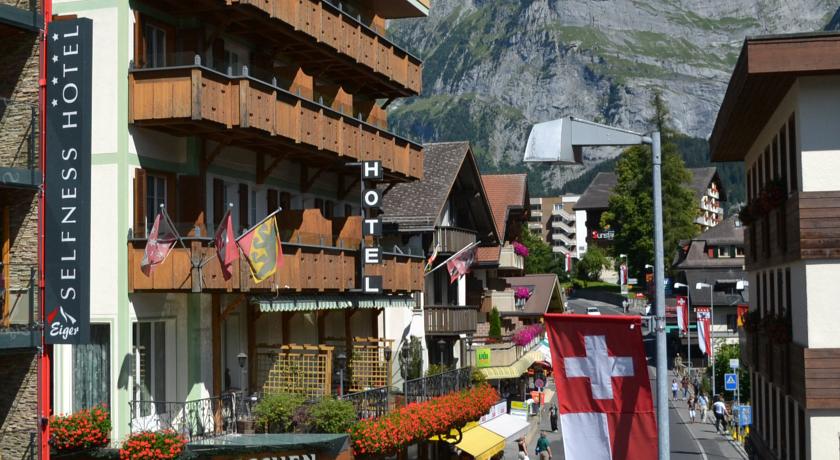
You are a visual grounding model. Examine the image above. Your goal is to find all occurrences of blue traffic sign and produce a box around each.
[733,405,752,427]
[724,373,738,391]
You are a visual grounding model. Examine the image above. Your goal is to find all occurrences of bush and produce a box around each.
[471,368,486,385]
[488,307,502,339]
[425,363,449,377]
[576,246,608,281]
[119,430,185,460]
[253,393,307,432]
[50,405,111,451]
[309,398,357,434]
[401,336,424,381]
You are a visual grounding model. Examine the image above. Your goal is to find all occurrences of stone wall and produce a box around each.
[0,31,38,171]
[0,350,38,459]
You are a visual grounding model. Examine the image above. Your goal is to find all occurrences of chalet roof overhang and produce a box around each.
[710,32,840,162]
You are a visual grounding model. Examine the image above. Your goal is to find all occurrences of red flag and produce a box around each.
[214,209,239,280]
[676,296,688,335]
[545,314,657,460]
[696,307,712,356]
[446,246,476,283]
[236,216,282,283]
[565,253,572,273]
[141,210,178,275]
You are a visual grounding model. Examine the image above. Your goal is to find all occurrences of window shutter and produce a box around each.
[133,12,145,68]
[178,175,204,236]
[239,183,249,229]
[212,38,225,72]
[213,178,225,227]
[267,188,278,213]
[133,169,148,237]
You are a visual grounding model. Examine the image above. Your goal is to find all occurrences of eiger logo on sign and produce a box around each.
[46,306,80,341]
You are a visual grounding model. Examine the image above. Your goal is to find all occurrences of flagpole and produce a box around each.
[159,203,187,250]
[235,206,283,242]
[424,241,479,276]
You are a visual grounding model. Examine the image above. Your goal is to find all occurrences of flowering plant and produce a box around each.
[49,405,111,451]
[512,324,544,347]
[119,430,186,460]
[349,384,499,457]
[513,242,529,257]
[514,286,531,300]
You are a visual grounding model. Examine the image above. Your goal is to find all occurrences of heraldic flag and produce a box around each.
[141,208,179,275]
[214,208,239,280]
[236,215,282,283]
[545,314,657,460]
[446,245,476,283]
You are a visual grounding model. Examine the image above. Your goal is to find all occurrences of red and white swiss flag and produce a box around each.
[545,314,657,460]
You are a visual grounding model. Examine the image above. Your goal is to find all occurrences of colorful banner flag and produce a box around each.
[214,208,239,280]
[424,243,441,273]
[545,314,657,460]
[737,305,748,328]
[676,296,688,335]
[565,253,573,273]
[696,307,712,356]
[447,245,477,283]
[236,216,282,283]
[619,264,628,286]
[141,209,180,275]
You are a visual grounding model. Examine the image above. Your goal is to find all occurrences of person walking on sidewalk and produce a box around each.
[517,436,529,460]
[535,432,553,459]
[698,392,709,423]
[687,395,697,423]
[682,376,690,400]
[549,404,558,432]
[713,395,730,433]
[671,379,679,400]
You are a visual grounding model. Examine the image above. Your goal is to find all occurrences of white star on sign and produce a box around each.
[52,55,58,63]
[51,77,58,85]
[565,335,634,400]
[52,33,58,41]
[51,99,57,107]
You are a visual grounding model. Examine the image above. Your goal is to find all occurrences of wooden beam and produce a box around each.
[257,153,286,184]
[338,175,359,200]
[204,139,229,167]
[301,165,329,193]
[220,294,245,321]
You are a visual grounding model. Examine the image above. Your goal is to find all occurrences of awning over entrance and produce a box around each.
[453,426,505,460]
[479,350,543,380]
[254,294,416,312]
[481,413,529,439]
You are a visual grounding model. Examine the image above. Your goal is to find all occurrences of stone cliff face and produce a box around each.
[388,0,839,193]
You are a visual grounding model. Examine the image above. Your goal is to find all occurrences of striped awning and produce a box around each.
[479,350,543,380]
[254,295,415,313]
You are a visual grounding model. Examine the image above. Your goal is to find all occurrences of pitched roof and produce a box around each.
[477,174,528,264]
[573,168,723,211]
[476,246,501,264]
[673,216,745,269]
[695,215,744,245]
[501,274,564,317]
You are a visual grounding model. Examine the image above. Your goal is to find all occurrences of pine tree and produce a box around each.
[488,307,502,340]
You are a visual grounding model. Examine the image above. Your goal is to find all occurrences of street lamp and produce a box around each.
[237,352,248,393]
[336,352,347,397]
[466,334,474,367]
[437,338,447,367]
[673,283,692,380]
[524,116,670,459]
[696,282,715,397]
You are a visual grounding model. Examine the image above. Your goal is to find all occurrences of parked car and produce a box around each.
[586,307,601,316]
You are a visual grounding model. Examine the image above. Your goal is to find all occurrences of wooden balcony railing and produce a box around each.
[128,210,423,293]
[433,226,477,254]
[128,64,423,181]
[424,306,478,335]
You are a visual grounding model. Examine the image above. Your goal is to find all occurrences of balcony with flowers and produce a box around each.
[498,242,527,271]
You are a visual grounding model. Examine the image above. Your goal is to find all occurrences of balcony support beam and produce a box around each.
[338,174,360,200]
[257,153,286,185]
[301,165,329,193]
[220,294,245,321]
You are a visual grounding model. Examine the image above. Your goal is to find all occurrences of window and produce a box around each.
[250,189,258,228]
[780,126,788,193]
[280,192,291,212]
[144,24,166,68]
[133,321,167,415]
[73,324,110,411]
[788,113,798,193]
[726,314,737,331]
[323,200,335,219]
[146,174,167,229]
[735,246,745,257]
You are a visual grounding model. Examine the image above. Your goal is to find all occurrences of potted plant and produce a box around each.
[50,405,111,453]
[119,430,185,460]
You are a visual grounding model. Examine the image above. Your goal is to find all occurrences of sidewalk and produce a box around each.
[501,384,560,459]
[670,397,747,459]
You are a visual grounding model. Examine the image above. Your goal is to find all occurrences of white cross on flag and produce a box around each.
[545,314,657,460]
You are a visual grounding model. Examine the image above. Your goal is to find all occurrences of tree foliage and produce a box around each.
[519,227,556,275]
[488,307,502,339]
[576,246,609,281]
[712,343,750,402]
[601,91,698,279]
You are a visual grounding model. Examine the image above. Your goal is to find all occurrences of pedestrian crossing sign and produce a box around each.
[725,373,738,391]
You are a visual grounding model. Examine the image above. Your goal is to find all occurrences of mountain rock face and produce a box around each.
[388,0,839,194]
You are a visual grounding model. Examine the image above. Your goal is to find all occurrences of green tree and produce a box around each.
[576,246,609,281]
[601,91,698,279]
[488,307,502,339]
[519,227,556,274]
[712,343,750,402]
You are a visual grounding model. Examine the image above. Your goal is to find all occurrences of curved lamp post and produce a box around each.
[523,116,669,459]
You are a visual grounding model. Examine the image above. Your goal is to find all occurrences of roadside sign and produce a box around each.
[535,378,545,389]
[724,373,738,391]
[730,358,740,369]
[628,278,638,285]
[733,405,752,426]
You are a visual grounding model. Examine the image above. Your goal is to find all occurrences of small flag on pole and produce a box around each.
[447,245,477,283]
[565,253,573,273]
[425,243,441,273]
[676,296,688,335]
[141,207,180,275]
[696,307,712,356]
[236,213,282,283]
[214,207,239,280]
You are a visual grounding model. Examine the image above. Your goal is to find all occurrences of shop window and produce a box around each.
[73,324,111,411]
[146,174,167,229]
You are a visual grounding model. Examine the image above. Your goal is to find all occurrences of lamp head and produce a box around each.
[237,352,247,369]
[696,282,712,289]
[673,282,687,289]
[523,117,582,164]
[736,280,749,290]
[336,352,347,369]
[384,348,392,362]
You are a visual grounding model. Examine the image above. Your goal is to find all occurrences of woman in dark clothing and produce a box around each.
[549,404,558,432]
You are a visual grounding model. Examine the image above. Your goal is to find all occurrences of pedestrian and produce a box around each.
[687,395,697,423]
[682,376,690,400]
[549,404,558,432]
[671,379,678,400]
[698,392,709,423]
[693,377,700,394]
[713,395,729,433]
[535,431,552,459]
[622,298,629,313]
[517,436,529,460]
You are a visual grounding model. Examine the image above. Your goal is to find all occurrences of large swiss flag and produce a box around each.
[545,314,657,460]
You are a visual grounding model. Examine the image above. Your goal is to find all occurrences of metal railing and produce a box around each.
[404,367,472,404]
[0,99,39,189]
[341,386,390,420]
[0,263,38,348]
[129,391,254,441]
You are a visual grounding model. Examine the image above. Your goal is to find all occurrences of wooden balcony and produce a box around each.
[140,0,421,97]
[128,65,423,181]
[433,226,477,254]
[745,191,840,270]
[424,306,478,335]
[128,210,423,294]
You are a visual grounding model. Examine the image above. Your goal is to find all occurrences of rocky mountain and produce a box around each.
[387,0,840,199]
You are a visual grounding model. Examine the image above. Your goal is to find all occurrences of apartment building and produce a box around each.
[710,31,840,460]
[527,195,583,258]
[50,0,429,442]
[0,1,43,457]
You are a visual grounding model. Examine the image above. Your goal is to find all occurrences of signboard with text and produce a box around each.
[45,19,93,344]
[475,347,492,368]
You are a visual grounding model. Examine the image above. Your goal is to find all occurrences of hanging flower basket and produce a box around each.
[513,242,529,258]
[119,430,186,460]
[512,324,544,347]
[50,405,111,452]
[514,286,531,300]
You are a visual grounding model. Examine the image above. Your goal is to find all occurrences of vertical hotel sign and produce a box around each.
[45,19,93,344]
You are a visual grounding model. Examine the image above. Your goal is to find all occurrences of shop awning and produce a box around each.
[254,294,415,312]
[453,426,505,460]
[479,350,543,380]
[481,413,529,439]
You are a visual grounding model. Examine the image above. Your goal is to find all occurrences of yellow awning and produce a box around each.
[454,426,505,460]
[429,421,479,441]
[479,350,543,380]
